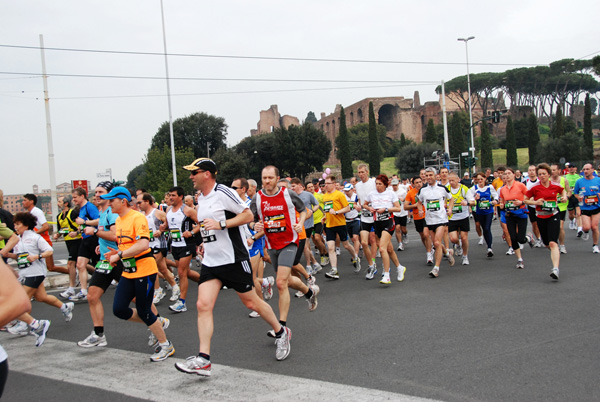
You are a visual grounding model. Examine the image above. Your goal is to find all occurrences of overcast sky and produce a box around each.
[1,0,598,195]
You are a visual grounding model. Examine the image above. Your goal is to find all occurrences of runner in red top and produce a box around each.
[525,163,567,281]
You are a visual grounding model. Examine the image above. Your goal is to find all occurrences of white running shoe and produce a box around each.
[175,355,212,377]
[324,268,339,279]
[446,251,455,266]
[153,287,165,304]
[559,245,567,254]
[379,274,391,285]
[77,331,107,347]
[248,311,260,318]
[68,290,87,302]
[169,300,187,313]
[365,266,377,280]
[478,237,484,246]
[169,285,181,302]
[593,245,600,254]
[150,341,175,362]
[428,267,439,278]
[262,276,275,301]
[7,320,29,336]
[397,243,404,251]
[461,256,469,265]
[307,285,319,312]
[335,247,341,256]
[582,232,590,241]
[396,265,406,282]
[275,327,292,361]
[294,290,304,298]
[60,288,76,299]
[550,267,559,280]
[62,302,74,322]
[506,247,514,255]
[31,320,51,347]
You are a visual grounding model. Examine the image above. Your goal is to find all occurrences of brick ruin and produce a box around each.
[250,105,300,136]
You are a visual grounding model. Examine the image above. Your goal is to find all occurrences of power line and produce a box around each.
[0,43,544,67]
[0,71,438,84]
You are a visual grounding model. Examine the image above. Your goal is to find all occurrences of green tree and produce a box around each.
[343,123,387,161]
[505,116,518,168]
[528,113,540,164]
[305,111,317,124]
[368,102,380,176]
[583,93,594,161]
[551,105,564,138]
[336,107,352,179]
[126,163,147,190]
[141,145,196,198]
[212,147,250,185]
[424,119,438,144]
[400,133,408,147]
[394,142,441,177]
[233,134,277,180]
[480,123,494,169]
[538,133,583,165]
[449,112,468,157]
[272,123,331,179]
[150,112,228,158]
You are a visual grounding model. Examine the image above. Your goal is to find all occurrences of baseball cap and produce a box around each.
[391,179,399,185]
[96,181,114,191]
[343,183,353,191]
[183,158,218,174]
[99,186,132,202]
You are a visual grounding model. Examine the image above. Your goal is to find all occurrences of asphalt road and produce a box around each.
[3,220,600,402]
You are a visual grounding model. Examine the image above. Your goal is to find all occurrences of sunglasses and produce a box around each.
[231,186,239,190]
[191,169,206,176]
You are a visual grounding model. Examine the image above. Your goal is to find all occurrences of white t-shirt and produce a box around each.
[14,230,52,278]
[196,183,250,267]
[393,187,408,217]
[366,189,398,222]
[417,184,452,225]
[344,193,359,220]
[355,178,376,223]
[29,206,47,231]
[526,178,540,191]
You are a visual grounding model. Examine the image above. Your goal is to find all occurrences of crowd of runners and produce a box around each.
[0,158,599,387]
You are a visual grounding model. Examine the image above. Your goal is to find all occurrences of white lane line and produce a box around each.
[1,334,442,402]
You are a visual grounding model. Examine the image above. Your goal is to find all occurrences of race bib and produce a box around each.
[541,200,557,212]
[323,201,333,213]
[170,229,182,242]
[584,195,598,205]
[200,222,216,243]
[426,200,440,211]
[95,260,113,275]
[265,215,286,233]
[17,253,31,269]
[149,230,154,241]
[376,211,391,221]
[348,201,354,210]
[361,210,373,218]
[478,200,491,210]
[505,201,518,211]
[452,204,463,213]
[122,257,137,274]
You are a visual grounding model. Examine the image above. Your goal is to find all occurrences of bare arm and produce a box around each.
[0,260,32,327]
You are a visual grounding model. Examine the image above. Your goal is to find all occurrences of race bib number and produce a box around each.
[505,201,518,211]
[122,257,137,274]
[584,195,598,205]
[170,229,182,242]
[376,212,391,221]
[361,210,373,218]
[541,200,557,212]
[17,253,31,269]
[426,200,440,211]
[149,230,155,241]
[348,201,354,210]
[59,228,70,235]
[265,215,286,233]
[95,260,113,275]
[478,200,491,210]
[452,204,463,213]
[323,201,333,213]
[200,222,217,243]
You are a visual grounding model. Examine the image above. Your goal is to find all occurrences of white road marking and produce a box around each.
[2,334,442,402]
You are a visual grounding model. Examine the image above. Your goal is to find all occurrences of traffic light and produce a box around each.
[470,157,478,167]
[462,155,469,167]
[492,111,501,123]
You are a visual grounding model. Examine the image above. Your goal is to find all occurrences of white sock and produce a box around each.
[60,303,68,312]
[578,226,583,232]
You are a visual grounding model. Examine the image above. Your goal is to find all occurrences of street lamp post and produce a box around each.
[457,36,476,172]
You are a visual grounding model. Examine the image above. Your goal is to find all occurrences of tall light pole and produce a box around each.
[160,0,177,185]
[457,36,476,171]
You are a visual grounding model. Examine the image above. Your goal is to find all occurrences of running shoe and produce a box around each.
[428,267,439,278]
[402,233,408,244]
[534,239,544,248]
[169,285,181,302]
[62,302,74,322]
[320,255,329,266]
[376,250,381,258]
[262,276,275,301]
[275,327,292,361]
[426,251,433,266]
[151,341,175,362]
[175,355,212,377]
[31,320,51,347]
[312,263,323,274]
[379,274,391,285]
[550,267,559,280]
[352,256,361,273]
[446,251,455,266]
[153,287,165,304]
[478,237,484,246]
[582,232,590,241]
[60,288,76,299]
[487,248,494,258]
[516,260,525,269]
[526,233,535,248]
[248,311,260,318]
[559,245,567,254]
[397,243,404,251]
[365,266,377,280]
[455,244,463,257]
[461,256,469,265]
[169,300,187,313]
[593,245,600,254]
[307,285,319,312]
[294,290,304,298]
[7,320,29,336]
[78,331,107,347]
[324,268,339,279]
[149,317,170,348]
[568,220,575,230]
[335,247,341,256]
[506,247,514,255]
[306,265,314,276]
[396,265,406,282]
[68,290,87,302]
[307,275,316,287]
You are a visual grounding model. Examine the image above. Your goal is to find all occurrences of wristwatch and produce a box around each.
[251,235,256,241]
[38,254,43,260]
[220,220,227,230]
[385,208,389,213]
[117,250,123,260]
[93,228,99,235]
